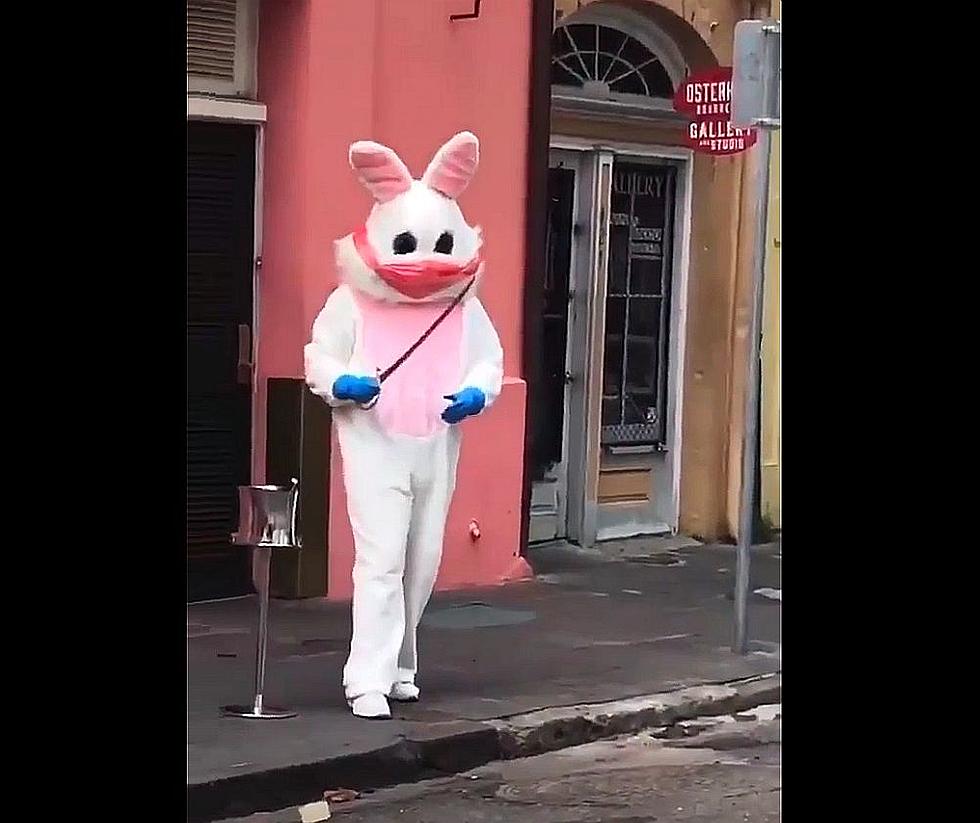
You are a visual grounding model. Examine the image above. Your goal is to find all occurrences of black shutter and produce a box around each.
[186,122,255,601]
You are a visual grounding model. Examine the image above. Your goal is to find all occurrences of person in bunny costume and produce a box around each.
[304,132,503,719]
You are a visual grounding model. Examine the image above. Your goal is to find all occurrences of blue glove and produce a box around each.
[333,374,380,404]
[442,387,486,424]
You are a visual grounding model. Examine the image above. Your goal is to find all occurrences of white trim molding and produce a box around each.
[250,124,265,485]
[550,136,693,163]
[551,93,689,127]
[187,95,267,124]
[668,154,694,533]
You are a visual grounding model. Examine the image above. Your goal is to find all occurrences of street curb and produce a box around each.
[492,673,781,759]
[188,673,781,822]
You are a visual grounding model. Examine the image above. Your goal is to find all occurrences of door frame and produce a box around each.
[550,136,694,543]
[187,104,264,486]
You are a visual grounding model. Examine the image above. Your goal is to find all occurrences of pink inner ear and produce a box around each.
[349,141,413,203]
[422,132,479,199]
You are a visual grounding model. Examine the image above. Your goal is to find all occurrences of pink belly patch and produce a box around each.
[353,293,464,437]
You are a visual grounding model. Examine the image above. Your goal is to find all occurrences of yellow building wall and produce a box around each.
[760,126,780,529]
[553,0,779,540]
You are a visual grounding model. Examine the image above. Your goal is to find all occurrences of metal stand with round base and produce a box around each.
[221,704,297,720]
[221,544,297,721]
[221,479,303,721]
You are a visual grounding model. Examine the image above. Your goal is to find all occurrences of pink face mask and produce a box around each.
[353,226,481,300]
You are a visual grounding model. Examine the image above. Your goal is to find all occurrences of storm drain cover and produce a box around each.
[422,602,537,630]
[626,552,686,567]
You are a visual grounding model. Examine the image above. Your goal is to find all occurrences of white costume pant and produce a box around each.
[337,415,461,699]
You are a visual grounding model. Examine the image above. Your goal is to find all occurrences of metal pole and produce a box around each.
[252,545,271,713]
[734,128,772,655]
[222,543,296,719]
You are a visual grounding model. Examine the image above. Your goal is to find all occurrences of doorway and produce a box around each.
[529,144,690,547]
[186,122,256,602]
[597,156,679,539]
[528,150,584,543]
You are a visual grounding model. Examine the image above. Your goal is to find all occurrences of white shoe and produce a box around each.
[389,681,420,702]
[348,692,391,719]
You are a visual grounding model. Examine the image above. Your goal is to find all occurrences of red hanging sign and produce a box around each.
[673,67,758,156]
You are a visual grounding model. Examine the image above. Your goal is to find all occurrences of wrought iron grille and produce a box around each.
[601,161,677,446]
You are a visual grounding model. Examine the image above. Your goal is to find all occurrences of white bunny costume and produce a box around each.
[304,132,503,719]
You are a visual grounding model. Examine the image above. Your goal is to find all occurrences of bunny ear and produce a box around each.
[349,140,413,203]
[422,131,479,199]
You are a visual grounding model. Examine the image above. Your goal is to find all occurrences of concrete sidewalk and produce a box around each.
[187,540,781,821]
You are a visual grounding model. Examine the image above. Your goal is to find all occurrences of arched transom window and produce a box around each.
[551,23,674,99]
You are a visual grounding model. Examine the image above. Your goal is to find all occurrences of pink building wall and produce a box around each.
[257,0,533,599]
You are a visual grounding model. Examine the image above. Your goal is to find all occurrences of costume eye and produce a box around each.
[434,231,454,254]
[393,232,417,254]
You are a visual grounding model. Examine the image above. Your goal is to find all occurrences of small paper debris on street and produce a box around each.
[298,800,331,822]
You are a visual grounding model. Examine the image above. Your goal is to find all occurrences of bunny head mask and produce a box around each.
[341,131,484,302]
